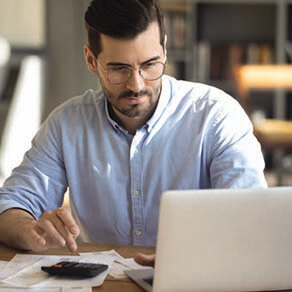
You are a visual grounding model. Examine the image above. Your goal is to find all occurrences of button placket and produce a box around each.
[129,129,146,245]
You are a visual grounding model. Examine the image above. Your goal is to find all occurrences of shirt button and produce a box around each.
[134,149,138,154]
[134,190,140,195]
[136,230,142,236]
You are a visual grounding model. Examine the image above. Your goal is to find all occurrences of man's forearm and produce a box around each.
[0,209,36,250]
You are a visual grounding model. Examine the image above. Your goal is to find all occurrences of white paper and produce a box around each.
[0,255,42,280]
[0,260,8,273]
[79,249,125,261]
[0,254,113,288]
[0,287,91,292]
[80,250,145,279]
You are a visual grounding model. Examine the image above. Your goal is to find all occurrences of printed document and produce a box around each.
[0,254,113,288]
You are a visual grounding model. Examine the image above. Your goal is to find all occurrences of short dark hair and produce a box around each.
[84,0,166,58]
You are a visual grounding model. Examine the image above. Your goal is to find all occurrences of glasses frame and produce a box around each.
[96,59,167,85]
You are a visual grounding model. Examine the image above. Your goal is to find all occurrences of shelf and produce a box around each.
[167,49,193,61]
[160,1,189,12]
[207,80,237,93]
[197,3,276,43]
[161,0,292,118]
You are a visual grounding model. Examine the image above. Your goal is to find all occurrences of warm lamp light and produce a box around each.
[234,63,292,186]
[234,64,292,152]
[236,65,292,90]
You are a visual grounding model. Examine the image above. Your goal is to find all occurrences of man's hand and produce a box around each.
[134,253,155,267]
[27,208,80,251]
[0,208,80,252]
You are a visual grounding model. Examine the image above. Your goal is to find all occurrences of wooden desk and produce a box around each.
[0,242,155,292]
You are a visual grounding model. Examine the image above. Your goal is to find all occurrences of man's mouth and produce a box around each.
[124,95,147,104]
[119,90,151,105]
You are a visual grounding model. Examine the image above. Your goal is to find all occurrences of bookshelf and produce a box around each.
[160,1,193,80]
[161,0,292,120]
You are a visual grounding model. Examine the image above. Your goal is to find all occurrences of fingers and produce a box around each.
[55,208,80,251]
[55,208,80,237]
[0,208,78,252]
[38,217,65,246]
[22,223,48,251]
[134,253,155,267]
[35,208,80,252]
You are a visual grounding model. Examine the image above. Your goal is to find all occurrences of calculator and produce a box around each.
[41,261,108,277]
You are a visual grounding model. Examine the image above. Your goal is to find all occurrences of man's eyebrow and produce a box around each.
[141,56,161,65]
[106,56,161,67]
[106,62,130,67]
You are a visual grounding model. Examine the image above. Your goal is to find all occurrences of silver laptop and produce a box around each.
[125,187,292,291]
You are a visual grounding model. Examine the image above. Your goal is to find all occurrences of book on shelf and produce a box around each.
[164,11,186,50]
[226,43,245,80]
[165,61,177,77]
[197,41,211,82]
[197,42,274,82]
[164,13,173,50]
[246,43,260,64]
[285,41,292,63]
[165,61,184,80]
[258,44,274,64]
[246,43,274,64]
[172,14,186,50]
[210,44,229,81]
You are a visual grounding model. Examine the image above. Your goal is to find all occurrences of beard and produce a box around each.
[100,78,162,119]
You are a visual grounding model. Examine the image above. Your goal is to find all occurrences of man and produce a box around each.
[0,0,267,257]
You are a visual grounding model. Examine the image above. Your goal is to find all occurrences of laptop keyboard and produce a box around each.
[143,277,153,286]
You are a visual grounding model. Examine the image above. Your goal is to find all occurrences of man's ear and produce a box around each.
[164,34,168,60]
[84,45,98,75]
[164,34,167,48]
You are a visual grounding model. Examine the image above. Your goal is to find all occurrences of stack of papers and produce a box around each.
[0,249,145,291]
[79,250,146,279]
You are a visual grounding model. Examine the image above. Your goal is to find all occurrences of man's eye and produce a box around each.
[142,62,158,71]
[144,62,156,68]
[110,67,128,72]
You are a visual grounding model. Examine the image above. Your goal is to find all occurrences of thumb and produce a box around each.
[134,253,155,267]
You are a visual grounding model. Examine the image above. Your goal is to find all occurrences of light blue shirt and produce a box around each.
[0,75,267,246]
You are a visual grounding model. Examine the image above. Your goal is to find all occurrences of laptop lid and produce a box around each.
[152,187,292,292]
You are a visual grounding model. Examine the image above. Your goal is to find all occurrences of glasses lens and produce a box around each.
[105,62,165,84]
[141,62,165,81]
[107,67,131,84]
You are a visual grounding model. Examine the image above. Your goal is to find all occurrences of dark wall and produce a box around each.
[44,0,99,120]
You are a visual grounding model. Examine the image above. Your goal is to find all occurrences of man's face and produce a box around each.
[96,22,165,120]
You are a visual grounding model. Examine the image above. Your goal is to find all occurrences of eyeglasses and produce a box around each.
[97,60,167,84]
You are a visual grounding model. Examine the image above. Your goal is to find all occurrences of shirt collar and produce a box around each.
[146,75,171,132]
[104,99,125,134]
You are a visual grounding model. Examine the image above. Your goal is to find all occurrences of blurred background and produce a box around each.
[0,0,291,186]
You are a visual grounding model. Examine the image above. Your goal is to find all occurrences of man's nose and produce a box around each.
[125,69,145,92]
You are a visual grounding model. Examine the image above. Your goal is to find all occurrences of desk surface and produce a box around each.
[0,242,155,291]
